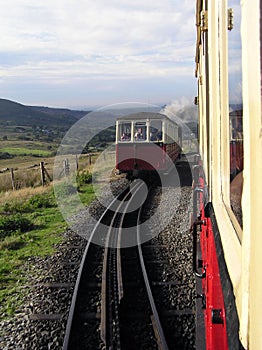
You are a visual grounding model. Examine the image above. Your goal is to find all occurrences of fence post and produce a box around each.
[64,159,70,177]
[75,155,79,171]
[40,162,46,186]
[44,167,52,182]
[88,154,92,165]
[10,168,15,190]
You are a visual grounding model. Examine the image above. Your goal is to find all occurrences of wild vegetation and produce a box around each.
[0,98,119,320]
[0,172,95,319]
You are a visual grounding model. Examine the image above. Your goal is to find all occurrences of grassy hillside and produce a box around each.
[0,98,88,127]
[0,99,92,154]
[29,105,88,121]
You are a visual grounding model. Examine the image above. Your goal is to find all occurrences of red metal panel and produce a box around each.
[116,142,179,172]
[197,176,229,350]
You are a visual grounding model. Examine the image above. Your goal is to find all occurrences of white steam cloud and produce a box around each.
[161,97,198,122]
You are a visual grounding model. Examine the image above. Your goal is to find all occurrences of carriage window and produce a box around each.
[134,122,147,141]
[166,123,174,143]
[149,120,162,141]
[228,1,243,228]
[119,122,131,141]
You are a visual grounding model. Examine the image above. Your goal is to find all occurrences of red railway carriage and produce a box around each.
[116,112,182,176]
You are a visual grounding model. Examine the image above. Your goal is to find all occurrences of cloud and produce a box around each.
[0,1,195,60]
[0,0,197,106]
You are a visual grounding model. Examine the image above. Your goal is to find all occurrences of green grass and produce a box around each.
[0,147,52,157]
[78,183,96,205]
[0,182,95,320]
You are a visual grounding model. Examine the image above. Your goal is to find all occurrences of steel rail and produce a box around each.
[100,189,131,347]
[62,183,130,350]
[137,205,169,350]
[116,179,145,303]
[100,180,144,349]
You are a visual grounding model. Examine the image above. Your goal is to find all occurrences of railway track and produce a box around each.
[63,163,196,350]
[62,180,171,349]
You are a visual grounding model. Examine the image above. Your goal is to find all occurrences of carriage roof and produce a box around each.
[116,112,176,124]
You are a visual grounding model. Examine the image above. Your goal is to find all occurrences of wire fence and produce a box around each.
[0,154,97,193]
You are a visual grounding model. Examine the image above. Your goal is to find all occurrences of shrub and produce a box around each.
[28,193,56,209]
[2,201,24,214]
[76,170,92,186]
[0,152,13,159]
[0,214,34,239]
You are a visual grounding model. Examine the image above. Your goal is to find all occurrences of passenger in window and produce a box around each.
[121,132,130,141]
[134,128,143,140]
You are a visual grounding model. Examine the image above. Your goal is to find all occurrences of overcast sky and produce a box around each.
[0,0,197,109]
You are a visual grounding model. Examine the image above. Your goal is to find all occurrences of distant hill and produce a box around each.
[0,98,89,127]
[30,106,88,121]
